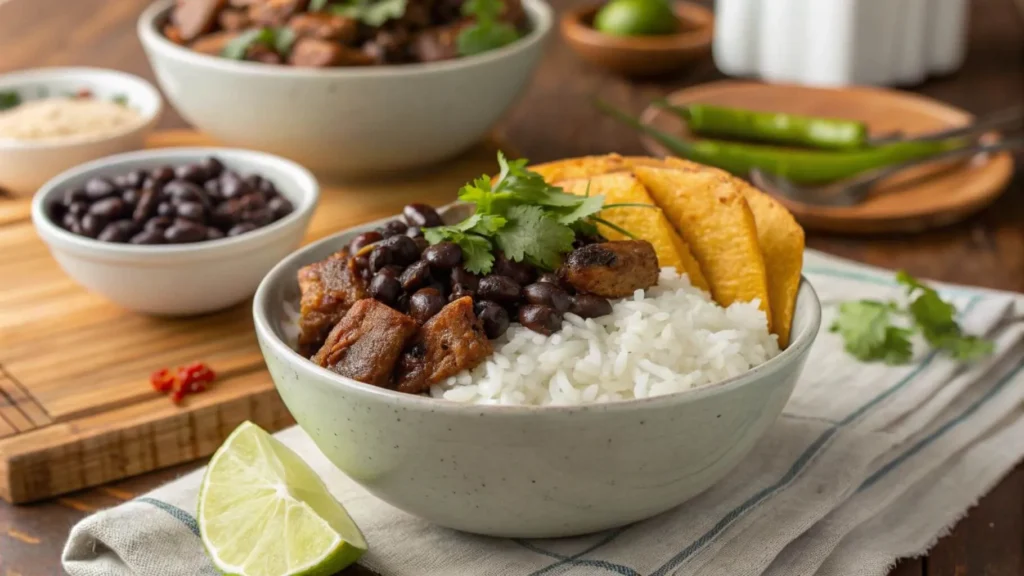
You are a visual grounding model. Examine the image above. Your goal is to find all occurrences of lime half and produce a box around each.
[198,422,367,576]
[593,0,679,36]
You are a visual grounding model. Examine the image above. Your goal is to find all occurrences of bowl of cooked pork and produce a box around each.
[253,154,821,537]
[137,0,553,176]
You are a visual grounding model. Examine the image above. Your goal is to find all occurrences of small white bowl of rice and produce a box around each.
[0,67,162,197]
[253,206,821,538]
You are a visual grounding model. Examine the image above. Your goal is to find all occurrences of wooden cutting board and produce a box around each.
[0,130,506,503]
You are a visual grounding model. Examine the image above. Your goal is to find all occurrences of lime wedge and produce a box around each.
[198,421,367,576]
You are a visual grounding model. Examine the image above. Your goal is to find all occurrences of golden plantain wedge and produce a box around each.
[556,173,709,291]
[661,158,804,347]
[633,165,772,328]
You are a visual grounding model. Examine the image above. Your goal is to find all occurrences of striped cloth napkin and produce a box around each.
[63,250,1024,576]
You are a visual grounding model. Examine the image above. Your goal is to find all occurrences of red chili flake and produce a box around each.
[150,369,176,393]
[151,362,216,404]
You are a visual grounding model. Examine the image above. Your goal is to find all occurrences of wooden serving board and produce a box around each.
[0,130,506,503]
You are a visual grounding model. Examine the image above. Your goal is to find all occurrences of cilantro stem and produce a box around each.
[588,216,637,239]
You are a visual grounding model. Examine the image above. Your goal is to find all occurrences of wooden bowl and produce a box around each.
[560,1,713,77]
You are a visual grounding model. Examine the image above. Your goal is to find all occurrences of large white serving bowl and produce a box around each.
[0,67,162,197]
[252,208,822,538]
[32,147,318,316]
[137,0,553,176]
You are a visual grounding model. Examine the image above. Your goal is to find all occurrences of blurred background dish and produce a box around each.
[0,67,162,197]
[560,1,712,77]
[31,147,319,315]
[137,0,552,177]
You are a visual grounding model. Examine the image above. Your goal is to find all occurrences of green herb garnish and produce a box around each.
[331,0,407,27]
[830,271,993,364]
[309,0,330,10]
[0,91,21,111]
[457,0,520,56]
[425,152,650,274]
[222,27,296,60]
[112,94,129,107]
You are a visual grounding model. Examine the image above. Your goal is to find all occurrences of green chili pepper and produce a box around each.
[596,99,964,184]
[656,102,870,151]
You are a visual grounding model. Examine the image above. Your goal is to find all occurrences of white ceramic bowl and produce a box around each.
[137,0,553,176]
[0,67,162,197]
[32,148,318,316]
[253,208,822,538]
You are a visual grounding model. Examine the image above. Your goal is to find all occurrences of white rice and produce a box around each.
[429,268,779,406]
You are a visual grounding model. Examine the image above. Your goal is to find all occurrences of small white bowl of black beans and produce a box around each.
[31,147,319,316]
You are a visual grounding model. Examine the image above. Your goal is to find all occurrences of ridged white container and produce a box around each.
[713,0,969,87]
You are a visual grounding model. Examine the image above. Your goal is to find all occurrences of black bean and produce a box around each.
[569,294,612,318]
[89,197,126,220]
[449,285,475,302]
[68,201,89,217]
[399,260,431,291]
[165,220,207,243]
[257,178,278,197]
[523,282,571,313]
[413,236,429,253]
[408,288,445,323]
[402,203,443,228]
[220,173,251,199]
[163,180,208,206]
[369,273,402,305]
[267,196,293,220]
[130,229,164,244]
[537,272,561,286]
[381,235,419,265]
[157,202,175,218]
[349,231,383,255]
[238,192,266,210]
[145,216,174,232]
[176,201,207,223]
[478,274,520,304]
[212,200,242,227]
[200,157,225,180]
[46,201,66,223]
[368,245,393,273]
[377,265,404,279]
[493,254,536,286]
[84,178,118,200]
[122,189,140,207]
[423,242,462,269]
[354,255,370,274]
[124,170,147,189]
[63,187,87,205]
[241,207,274,227]
[204,179,222,200]
[174,163,207,184]
[377,219,408,238]
[98,220,137,243]
[133,190,160,223]
[227,222,258,236]
[80,213,108,238]
[476,301,510,339]
[62,213,80,231]
[206,227,225,241]
[451,267,480,291]
[519,304,562,335]
[405,226,423,239]
[243,174,263,191]
[149,166,175,187]
[112,173,133,189]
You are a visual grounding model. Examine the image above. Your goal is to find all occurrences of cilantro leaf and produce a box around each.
[309,0,330,9]
[553,194,605,224]
[495,205,575,270]
[423,221,497,274]
[222,28,274,60]
[457,0,520,56]
[332,0,407,26]
[458,234,496,274]
[0,90,22,111]
[830,300,901,362]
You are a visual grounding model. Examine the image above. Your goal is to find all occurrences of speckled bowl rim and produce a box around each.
[253,205,822,415]
[138,0,554,79]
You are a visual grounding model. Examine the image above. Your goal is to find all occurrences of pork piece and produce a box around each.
[297,250,368,356]
[190,30,241,55]
[312,299,419,386]
[410,21,467,62]
[172,0,228,42]
[559,240,659,298]
[217,8,252,30]
[287,12,358,43]
[289,37,375,67]
[247,0,309,27]
[395,296,492,394]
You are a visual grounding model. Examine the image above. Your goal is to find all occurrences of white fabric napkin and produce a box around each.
[63,250,1024,576]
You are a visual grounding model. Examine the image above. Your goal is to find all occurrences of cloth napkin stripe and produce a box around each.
[137,497,200,537]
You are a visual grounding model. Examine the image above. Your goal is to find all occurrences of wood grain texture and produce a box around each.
[0,0,1020,574]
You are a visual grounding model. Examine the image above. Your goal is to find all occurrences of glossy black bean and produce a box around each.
[237,193,266,210]
[176,201,207,223]
[46,201,66,223]
[148,166,176,187]
[377,265,404,280]
[243,174,263,191]
[63,187,87,205]
[62,213,79,231]
[122,189,140,207]
[241,208,274,227]
[206,227,225,241]
[449,285,475,302]
[267,196,293,220]
[399,260,431,291]
[477,274,520,304]
[204,179,222,200]
[405,226,423,239]
[80,213,108,238]
[163,180,208,205]
[519,304,562,335]
[408,288,445,323]
[349,231,383,255]
[174,163,208,184]
[523,282,570,313]
[165,221,207,243]
[133,190,160,223]
[88,197,126,220]
[68,201,89,217]
[451,267,480,291]
[124,170,147,189]
[130,229,164,245]
[402,203,443,228]
[354,255,370,274]
[84,178,118,200]
[493,254,536,286]
[112,173,133,189]
[427,281,449,299]
[536,272,562,286]
[569,294,612,319]
[423,242,462,269]
[377,219,408,238]
[145,216,174,232]
[368,245,393,274]
[157,202,175,218]
[212,200,242,227]
[257,178,278,197]
[476,301,510,339]
[200,157,225,180]
[381,235,419,265]
[227,222,258,237]
[413,236,429,254]
[369,273,402,305]
[219,173,251,199]
[97,220,137,243]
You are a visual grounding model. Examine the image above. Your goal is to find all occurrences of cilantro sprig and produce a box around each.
[222,27,296,60]
[830,271,993,364]
[0,90,21,111]
[424,152,651,274]
[331,0,407,26]
[457,0,520,56]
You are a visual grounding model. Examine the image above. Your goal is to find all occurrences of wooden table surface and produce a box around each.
[0,0,1021,574]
